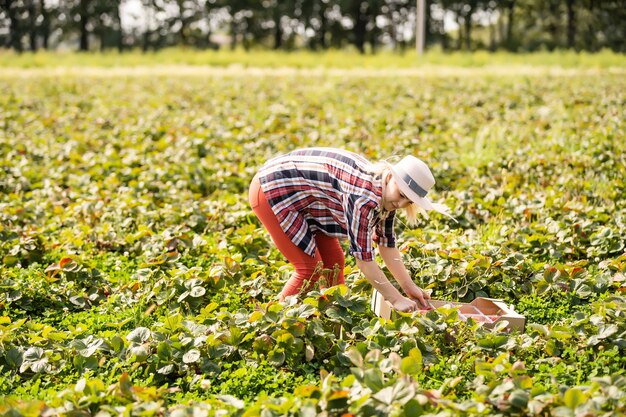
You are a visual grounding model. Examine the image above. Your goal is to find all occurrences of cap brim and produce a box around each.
[390,167,456,221]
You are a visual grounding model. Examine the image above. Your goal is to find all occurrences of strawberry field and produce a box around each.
[1,64,625,416]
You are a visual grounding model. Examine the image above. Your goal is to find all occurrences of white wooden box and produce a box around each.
[371,290,526,332]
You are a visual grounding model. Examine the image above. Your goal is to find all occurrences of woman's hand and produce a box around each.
[378,246,431,308]
[392,296,419,313]
[402,282,431,308]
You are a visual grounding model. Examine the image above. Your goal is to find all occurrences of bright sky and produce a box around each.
[120,0,150,31]
[119,0,470,34]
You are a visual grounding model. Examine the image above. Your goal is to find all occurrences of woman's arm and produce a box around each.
[378,245,430,307]
[355,258,418,312]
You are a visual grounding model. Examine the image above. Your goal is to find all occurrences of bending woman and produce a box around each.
[248,147,452,312]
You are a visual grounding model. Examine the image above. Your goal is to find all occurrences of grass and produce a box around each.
[0,47,625,69]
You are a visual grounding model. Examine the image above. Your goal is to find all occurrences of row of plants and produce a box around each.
[1,69,625,415]
[1,253,625,413]
[2,289,625,415]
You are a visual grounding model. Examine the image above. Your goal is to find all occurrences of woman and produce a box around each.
[248,147,452,312]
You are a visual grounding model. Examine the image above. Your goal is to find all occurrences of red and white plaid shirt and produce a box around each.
[258,148,396,261]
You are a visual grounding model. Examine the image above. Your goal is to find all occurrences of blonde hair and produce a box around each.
[367,161,421,226]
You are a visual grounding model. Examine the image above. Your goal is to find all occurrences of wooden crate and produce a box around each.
[371,290,526,332]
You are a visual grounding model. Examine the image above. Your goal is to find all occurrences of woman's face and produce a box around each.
[383,175,412,211]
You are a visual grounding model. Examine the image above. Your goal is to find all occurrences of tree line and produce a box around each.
[1,0,624,54]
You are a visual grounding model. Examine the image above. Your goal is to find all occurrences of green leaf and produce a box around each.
[477,335,509,350]
[575,284,593,298]
[75,378,87,393]
[183,349,201,364]
[253,335,273,354]
[157,342,172,360]
[69,296,86,307]
[129,345,149,362]
[23,347,44,361]
[563,387,586,409]
[268,348,285,366]
[536,281,550,295]
[29,358,49,374]
[475,361,495,379]
[509,389,529,409]
[400,348,423,375]
[109,336,125,353]
[127,327,151,343]
[6,348,22,369]
[200,302,219,316]
[76,337,104,357]
[163,314,183,332]
[215,395,245,409]
[157,364,175,375]
[596,324,618,340]
[3,256,19,267]
[286,303,317,319]
[119,372,133,398]
[6,289,22,302]
[546,339,559,356]
[276,331,295,346]
[325,306,352,324]
[363,368,384,392]
[224,327,244,346]
[404,399,424,417]
[373,382,415,406]
[189,286,206,298]
[548,326,574,340]
[544,267,560,283]
[372,386,396,405]
[345,347,363,367]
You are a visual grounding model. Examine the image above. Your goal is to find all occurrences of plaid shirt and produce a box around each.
[258,148,396,261]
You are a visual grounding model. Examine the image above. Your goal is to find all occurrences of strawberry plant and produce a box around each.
[0,61,625,416]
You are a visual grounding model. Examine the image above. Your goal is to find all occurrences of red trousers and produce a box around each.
[249,175,345,298]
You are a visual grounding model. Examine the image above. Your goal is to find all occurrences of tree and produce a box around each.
[38,0,53,49]
[502,0,516,49]
[62,0,122,51]
[140,0,172,51]
[93,0,123,51]
[206,0,259,50]
[168,0,204,47]
[78,0,92,50]
[340,0,379,54]
[2,0,625,53]
[378,0,415,52]
[588,0,626,53]
[437,0,467,50]
[306,0,332,50]
[3,0,25,51]
[565,0,575,49]
[462,0,477,50]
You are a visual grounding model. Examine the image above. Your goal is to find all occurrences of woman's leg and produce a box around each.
[314,233,345,287]
[249,175,323,299]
